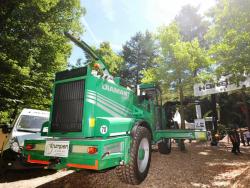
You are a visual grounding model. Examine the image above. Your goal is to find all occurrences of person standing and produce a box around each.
[244,130,250,146]
[228,128,241,154]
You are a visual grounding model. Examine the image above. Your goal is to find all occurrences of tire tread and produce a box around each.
[115,126,151,185]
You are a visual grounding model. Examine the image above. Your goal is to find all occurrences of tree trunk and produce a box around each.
[241,89,250,131]
[179,83,185,151]
[211,94,218,132]
[9,103,19,124]
[179,85,185,129]
[211,94,218,146]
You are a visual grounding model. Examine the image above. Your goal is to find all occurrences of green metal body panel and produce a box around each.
[23,35,206,171]
[154,129,195,142]
[47,68,134,138]
[94,117,134,137]
[24,135,131,170]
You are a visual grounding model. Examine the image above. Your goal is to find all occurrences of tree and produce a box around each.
[73,42,124,77]
[142,23,212,149]
[0,0,85,124]
[121,31,158,86]
[207,0,250,129]
[207,0,250,82]
[175,5,209,46]
[93,42,124,76]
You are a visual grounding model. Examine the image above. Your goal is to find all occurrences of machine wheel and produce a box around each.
[115,126,151,185]
[158,138,171,154]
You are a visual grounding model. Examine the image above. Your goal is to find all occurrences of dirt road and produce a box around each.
[1,142,250,188]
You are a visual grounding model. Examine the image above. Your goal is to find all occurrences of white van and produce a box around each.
[1,108,49,170]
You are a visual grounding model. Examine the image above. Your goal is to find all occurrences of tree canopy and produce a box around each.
[73,41,124,76]
[121,31,158,86]
[207,0,250,83]
[142,23,212,129]
[0,0,85,123]
[175,4,209,46]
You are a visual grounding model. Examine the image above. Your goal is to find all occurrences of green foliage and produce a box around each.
[95,42,124,76]
[74,42,124,76]
[207,0,250,83]
[121,31,158,86]
[0,0,85,123]
[142,23,211,128]
[218,92,250,127]
[143,23,212,100]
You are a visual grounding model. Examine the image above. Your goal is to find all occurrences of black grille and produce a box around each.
[51,80,84,132]
[55,67,87,81]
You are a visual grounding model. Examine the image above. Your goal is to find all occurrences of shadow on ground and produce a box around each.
[0,169,57,183]
[1,142,250,188]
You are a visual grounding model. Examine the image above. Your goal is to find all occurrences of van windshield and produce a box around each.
[17,115,49,132]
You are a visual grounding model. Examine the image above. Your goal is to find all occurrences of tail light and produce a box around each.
[26,144,35,150]
[87,147,97,154]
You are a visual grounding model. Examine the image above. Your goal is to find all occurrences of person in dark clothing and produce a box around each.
[235,130,241,153]
[228,128,241,154]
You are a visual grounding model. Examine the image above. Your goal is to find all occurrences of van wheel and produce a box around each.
[0,159,6,177]
[158,138,171,154]
[115,126,151,185]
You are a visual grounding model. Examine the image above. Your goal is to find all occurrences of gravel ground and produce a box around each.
[1,141,250,188]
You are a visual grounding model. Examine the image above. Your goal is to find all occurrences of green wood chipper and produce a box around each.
[23,32,206,185]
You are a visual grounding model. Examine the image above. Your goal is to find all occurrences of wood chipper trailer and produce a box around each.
[23,32,206,185]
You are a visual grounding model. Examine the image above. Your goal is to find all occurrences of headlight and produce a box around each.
[10,138,20,153]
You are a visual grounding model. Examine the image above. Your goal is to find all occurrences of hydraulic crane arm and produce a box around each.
[64,31,111,76]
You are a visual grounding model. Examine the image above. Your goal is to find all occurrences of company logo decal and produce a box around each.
[102,84,129,97]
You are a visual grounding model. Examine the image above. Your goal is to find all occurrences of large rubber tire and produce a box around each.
[115,126,151,185]
[0,159,6,177]
[158,138,171,154]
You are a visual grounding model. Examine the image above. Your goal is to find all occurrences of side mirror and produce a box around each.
[1,124,11,134]
[41,121,49,136]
